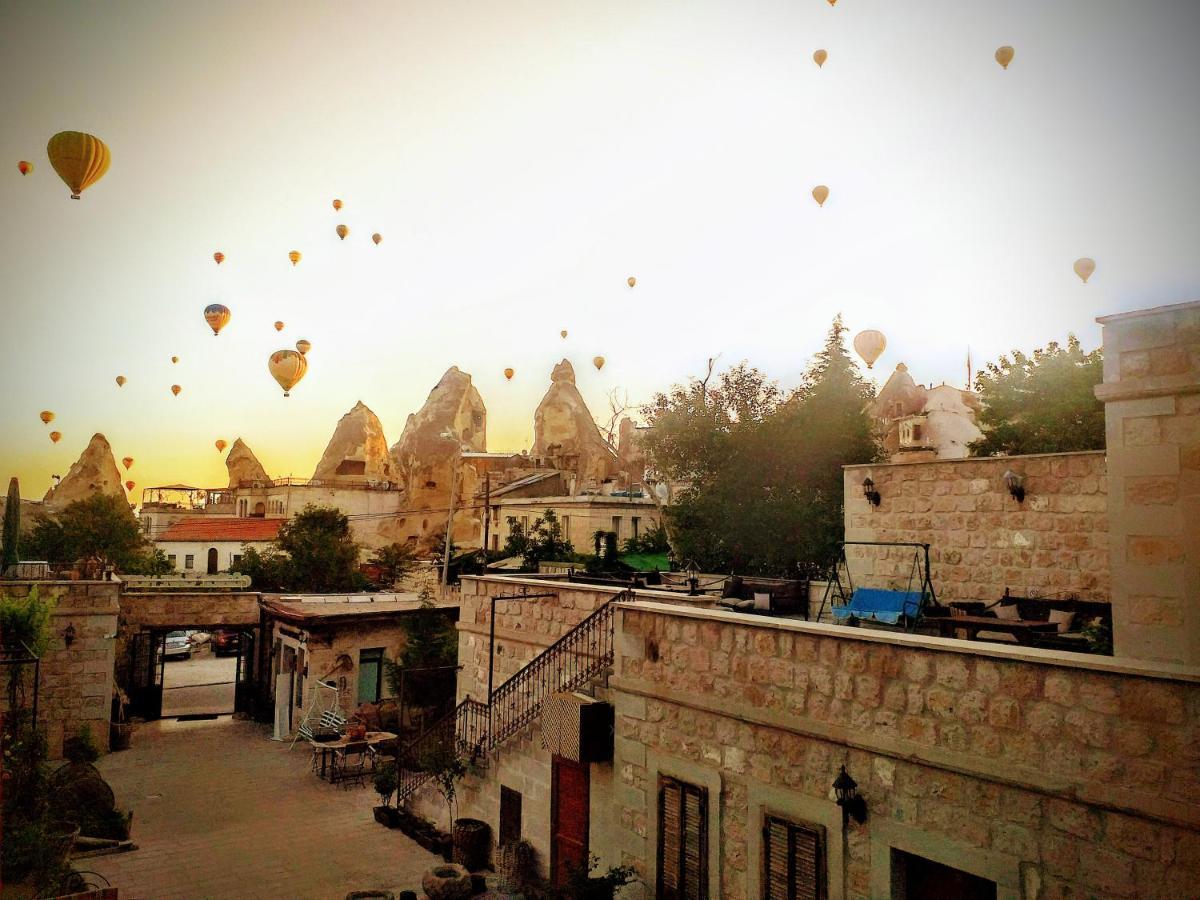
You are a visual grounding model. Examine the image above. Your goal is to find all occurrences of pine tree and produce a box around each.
[2,477,20,571]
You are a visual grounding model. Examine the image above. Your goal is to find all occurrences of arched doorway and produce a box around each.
[207,547,219,575]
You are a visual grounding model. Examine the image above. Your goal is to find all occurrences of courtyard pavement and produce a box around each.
[161,650,237,718]
[88,716,443,900]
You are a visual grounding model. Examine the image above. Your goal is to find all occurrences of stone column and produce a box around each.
[1095,300,1200,664]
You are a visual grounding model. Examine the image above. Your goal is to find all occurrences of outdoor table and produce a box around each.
[929,614,1058,645]
[308,731,397,780]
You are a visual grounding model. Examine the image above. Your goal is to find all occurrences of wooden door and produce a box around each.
[206,547,219,574]
[550,755,589,887]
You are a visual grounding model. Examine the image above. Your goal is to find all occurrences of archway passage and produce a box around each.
[129,627,258,721]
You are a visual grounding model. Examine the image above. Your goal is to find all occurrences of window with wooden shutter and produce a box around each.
[763,816,826,900]
[657,775,708,899]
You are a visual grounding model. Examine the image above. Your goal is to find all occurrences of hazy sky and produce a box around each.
[2,0,1198,500]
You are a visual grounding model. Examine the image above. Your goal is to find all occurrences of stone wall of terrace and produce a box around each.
[843,451,1108,604]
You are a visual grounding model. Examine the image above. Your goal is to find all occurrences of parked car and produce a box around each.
[211,630,240,656]
[163,631,192,661]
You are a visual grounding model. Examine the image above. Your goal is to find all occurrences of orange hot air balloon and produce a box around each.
[289,250,301,266]
[627,276,636,288]
[853,329,887,369]
[1073,258,1096,283]
[18,160,33,176]
[204,303,231,336]
[812,185,830,207]
[336,224,349,240]
[995,46,1015,70]
[122,457,134,470]
[49,431,62,444]
[213,251,225,265]
[827,0,836,5]
[372,233,382,245]
[40,410,55,425]
[593,356,606,371]
[125,480,135,492]
[560,330,568,339]
[46,131,110,199]
[813,49,828,67]
[171,384,182,397]
[504,368,514,381]
[274,321,285,332]
[268,350,308,397]
[295,339,311,355]
[332,199,343,212]
[171,356,179,364]
[115,375,126,387]
[215,439,228,453]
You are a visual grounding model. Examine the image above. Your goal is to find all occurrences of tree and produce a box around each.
[24,495,161,573]
[502,518,529,559]
[274,505,363,592]
[229,546,291,592]
[643,316,879,577]
[369,542,417,588]
[3,477,20,571]
[517,509,575,572]
[970,335,1104,456]
[384,584,458,728]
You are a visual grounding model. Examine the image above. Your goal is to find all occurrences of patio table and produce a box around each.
[308,730,397,780]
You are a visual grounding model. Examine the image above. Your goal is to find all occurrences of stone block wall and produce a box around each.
[610,603,1200,900]
[843,452,1108,604]
[1095,300,1200,665]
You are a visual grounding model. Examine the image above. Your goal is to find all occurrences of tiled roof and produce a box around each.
[157,517,282,543]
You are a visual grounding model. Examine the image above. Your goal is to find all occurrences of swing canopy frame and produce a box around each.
[817,541,940,630]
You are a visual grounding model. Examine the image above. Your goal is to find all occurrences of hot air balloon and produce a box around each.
[372,233,382,245]
[593,356,606,371]
[171,356,179,364]
[289,250,301,266]
[46,131,111,199]
[995,46,1015,70]
[213,251,225,265]
[332,199,343,212]
[827,0,836,5]
[295,339,311,355]
[18,161,32,176]
[1074,258,1096,284]
[813,49,828,67]
[49,431,62,444]
[122,457,133,470]
[269,350,307,397]
[504,368,514,381]
[204,303,231,336]
[274,321,285,332]
[115,375,126,387]
[125,480,135,492]
[215,439,227,453]
[171,384,182,397]
[336,224,349,240]
[560,330,568,339]
[853,330,887,369]
[40,411,55,425]
[812,185,830,207]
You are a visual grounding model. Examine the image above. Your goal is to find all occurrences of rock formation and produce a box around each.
[617,417,648,487]
[313,401,396,484]
[532,359,618,487]
[43,434,126,511]
[225,438,271,488]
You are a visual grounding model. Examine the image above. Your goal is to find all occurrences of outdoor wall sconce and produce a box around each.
[1002,470,1025,503]
[862,478,881,507]
[833,765,867,825]
[62,623,76,648]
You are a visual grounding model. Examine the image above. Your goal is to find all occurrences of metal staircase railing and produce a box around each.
[396,589,631,804]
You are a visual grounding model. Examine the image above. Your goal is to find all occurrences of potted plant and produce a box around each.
[372,762,401,828]
[419,743,467,863]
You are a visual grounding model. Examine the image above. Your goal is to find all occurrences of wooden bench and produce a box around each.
[926,614,1058,645]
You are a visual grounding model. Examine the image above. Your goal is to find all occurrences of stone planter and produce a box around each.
[421,863,473,900]
[452,818,491,872]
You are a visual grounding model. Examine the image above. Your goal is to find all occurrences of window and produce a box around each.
[184,554,195,570]
[658,775,707,899]
[232,554,242,566]
[612,516,622,540]
[632,517,640,538]
[357,648,384,704]
[500,785,522,847]
[763,816,826,900]
[561,515,571,541]
[892,850,996,900]
[142,517,152,534]
[911,423,923,442]
[167,554,177,567]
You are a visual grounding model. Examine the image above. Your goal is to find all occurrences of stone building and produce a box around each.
[871,364,983,463]
[154,517,282,574]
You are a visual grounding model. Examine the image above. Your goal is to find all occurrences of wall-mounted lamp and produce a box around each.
[1002,470,1025,503]
[862,477,881,507]
[833,765,867,825]
[62,623,77,648]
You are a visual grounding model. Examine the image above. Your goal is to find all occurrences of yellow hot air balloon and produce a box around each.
[332,199,343,212]
[827,0,836,5]
[40,410,55,425]
[46,131,110,199]
[995,46,1015,70]
[213,251,225,265]
[171,384,182,397]
[853,329,887,369]
[18,161,33,176]
[274,320,285,332]
[627,277,637,289]
[289,250,302,266]
[49,431,62,444]
[171,356,179,364]
[372,233,382,245]
[812,185,830,207]
[215,439,228,453]
[269,350,308,397]
[593,356,606,371]
[504,368,514,381]
[204,303,231,336]
[122,456,134,470]
[1074,258,1096,283]
[295,339,311,355]
[125,480,135,492]
[336,224,349,241]
[115,375,126,387]
[560,330,568,339]
[813,49,828,67]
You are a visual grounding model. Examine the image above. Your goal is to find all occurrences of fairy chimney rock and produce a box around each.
[226,438,271,488]
[313,401,395,484]
[533,359,617,486]
[43,433,126,510]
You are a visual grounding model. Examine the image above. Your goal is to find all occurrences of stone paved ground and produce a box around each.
[87,717,442,900]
